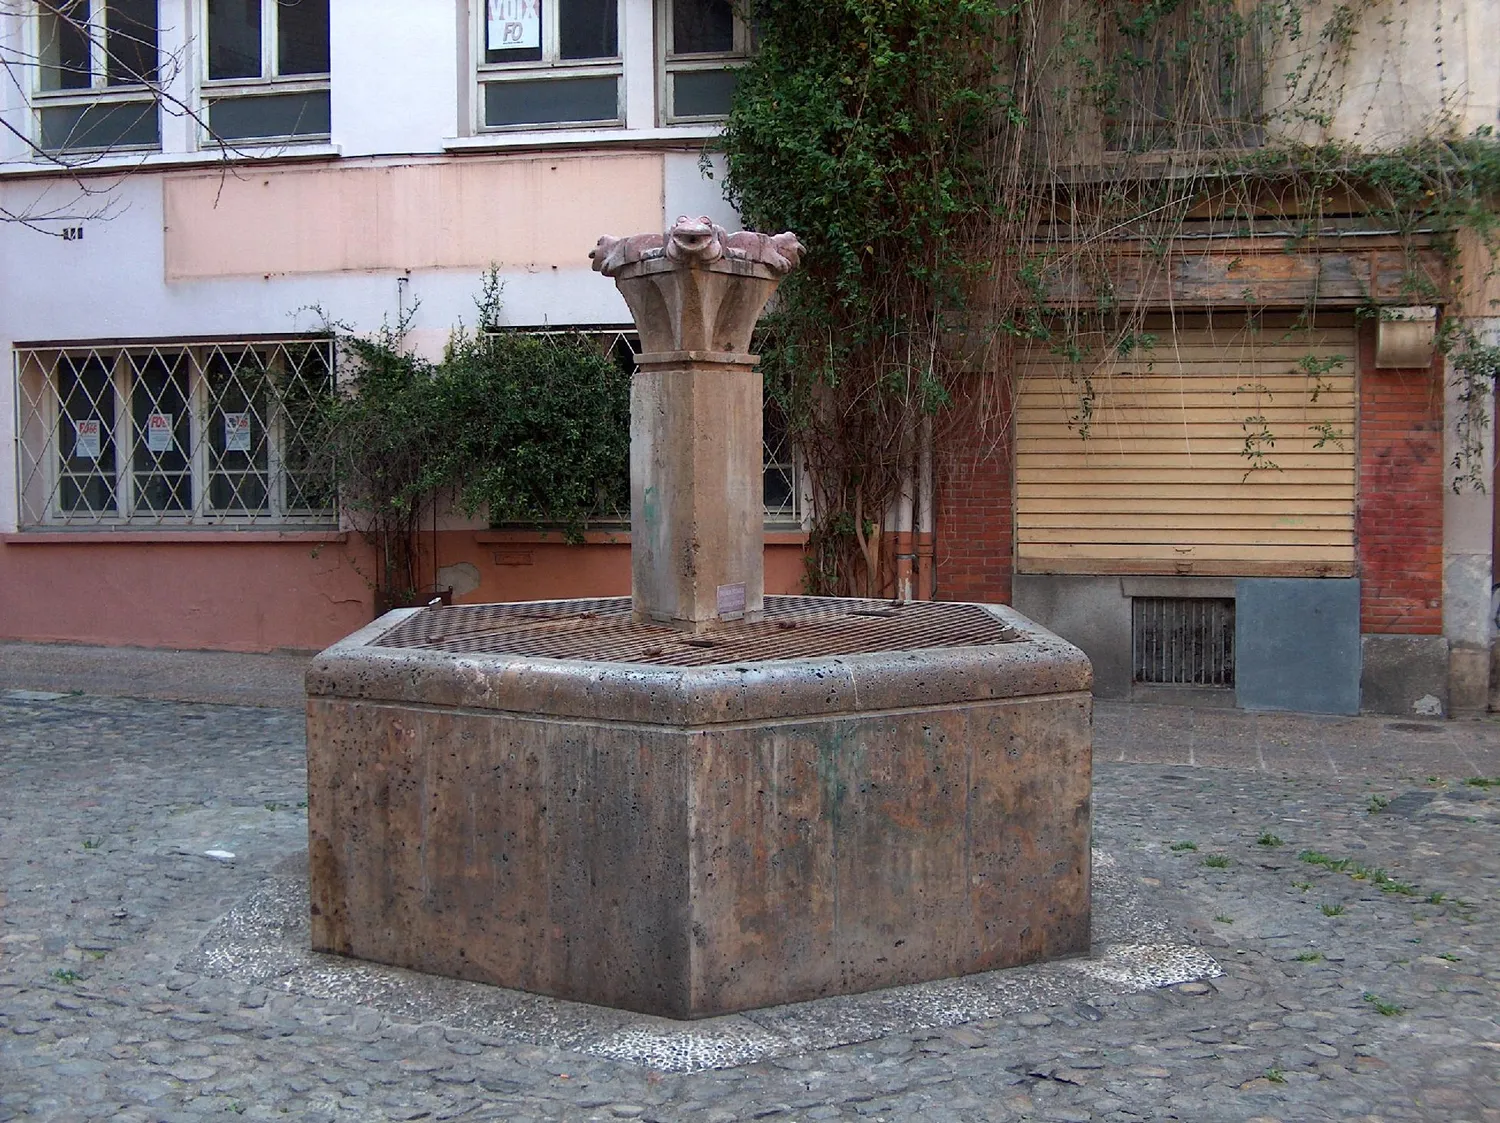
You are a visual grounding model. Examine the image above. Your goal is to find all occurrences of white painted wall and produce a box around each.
[664,151,736,232]
[331,0,459,155]
[0,9,29,164]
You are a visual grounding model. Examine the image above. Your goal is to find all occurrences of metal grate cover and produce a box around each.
[1132,597,1235,686]
[373,596,1019,667]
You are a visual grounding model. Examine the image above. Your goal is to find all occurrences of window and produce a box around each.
[203,0,331,142]
[661,0,750,123]
[34,0,160,152]
[476,0,622,130]
[1102,3,1263,152]
[16,339,336,527]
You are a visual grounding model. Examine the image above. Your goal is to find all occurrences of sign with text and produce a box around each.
[223,412,252,453]
[487,0,541,49]
[716,582,747,621]
[146,412,174,453]
[73,418,101,460]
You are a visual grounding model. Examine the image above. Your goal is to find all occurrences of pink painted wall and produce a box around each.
[0,535,369,653]
[0,533,809,653]
[163,154,666,280]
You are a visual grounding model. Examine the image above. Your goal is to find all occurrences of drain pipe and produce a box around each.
[916,414,935,600]
[894,455,916,601]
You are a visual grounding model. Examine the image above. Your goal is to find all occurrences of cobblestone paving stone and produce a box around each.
[1,691,1498,1121]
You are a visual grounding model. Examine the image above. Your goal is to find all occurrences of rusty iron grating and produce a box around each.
[372,596,1019,666]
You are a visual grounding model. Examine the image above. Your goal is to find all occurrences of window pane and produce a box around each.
[40,100,159,151]
[276,343,335,511]
[38,1,91,91]
[559,0,616,60]
[672,0,733,54]
[484,76,617,126]
[129,351,191,513]
[208,90,330,139]
[486,0,543,64]
[672,68,737,117]
[208,0,261,79]
[206,348,270,513]
[277,0,329,75]
[106,0,158,85]
[57,354,117,514]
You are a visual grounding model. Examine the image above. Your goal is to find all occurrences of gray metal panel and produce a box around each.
[1235,578,1361,714]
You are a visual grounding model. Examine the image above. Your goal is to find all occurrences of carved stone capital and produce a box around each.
[591,216,802,356]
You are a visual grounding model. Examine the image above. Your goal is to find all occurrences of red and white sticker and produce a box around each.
[146,412,174,453]
[73,418,101,460]
[223,412,252,453]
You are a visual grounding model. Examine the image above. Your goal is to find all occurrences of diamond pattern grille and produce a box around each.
[16,339,336,526]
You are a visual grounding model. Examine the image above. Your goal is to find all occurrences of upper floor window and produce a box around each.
[34,0,160,152]
[203,0,331,143]
[477,0,622,130]
[661,0,750,123]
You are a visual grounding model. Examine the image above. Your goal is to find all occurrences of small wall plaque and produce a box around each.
[716,582,746,620]
[492,549,534,567]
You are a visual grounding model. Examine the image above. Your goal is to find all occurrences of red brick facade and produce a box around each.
[1355,322,1445,634]
[935,382,1014,603]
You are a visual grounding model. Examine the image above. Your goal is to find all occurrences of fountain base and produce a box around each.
[306,596,1092,1019]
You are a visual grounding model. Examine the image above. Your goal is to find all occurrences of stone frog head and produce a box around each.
[664,215,728,265]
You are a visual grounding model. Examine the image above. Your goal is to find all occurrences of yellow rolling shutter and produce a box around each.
[1015,314,1357,576]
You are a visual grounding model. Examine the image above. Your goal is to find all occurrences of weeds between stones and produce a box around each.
[1203,855,1230,868]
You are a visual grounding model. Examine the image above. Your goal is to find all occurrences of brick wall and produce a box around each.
[1357,322,1445,634]
[936,380,1014,603]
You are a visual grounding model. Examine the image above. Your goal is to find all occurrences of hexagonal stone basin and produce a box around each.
[306,596,1093,1019]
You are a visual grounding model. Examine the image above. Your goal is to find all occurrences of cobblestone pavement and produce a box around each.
[1,678,1498,1121]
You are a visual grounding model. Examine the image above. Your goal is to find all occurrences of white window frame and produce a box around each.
[30,0,161,154]
[198,0,331,146]
[658,0,751,125]
[15,339,337,528]
[473,0,626,133]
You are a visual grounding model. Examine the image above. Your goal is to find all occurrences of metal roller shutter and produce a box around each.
[1015,313,1357,577]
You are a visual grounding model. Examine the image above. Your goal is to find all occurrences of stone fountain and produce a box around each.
[305,217,1093,1019]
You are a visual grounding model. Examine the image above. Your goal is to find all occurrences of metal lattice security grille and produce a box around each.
[1132,597,1235,686]
[504,326,804,528]
[16,339,336,527]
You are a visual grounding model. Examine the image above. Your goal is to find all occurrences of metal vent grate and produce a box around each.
[1132,597,1235,686]
[372,596,1019,667]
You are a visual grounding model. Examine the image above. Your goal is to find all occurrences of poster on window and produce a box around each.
[223,412,252,453]
[73,418,101,460]
[488,0,540,49]
[146,412,174,453]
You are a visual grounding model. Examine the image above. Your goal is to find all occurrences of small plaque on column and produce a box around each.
[716,582,747,621]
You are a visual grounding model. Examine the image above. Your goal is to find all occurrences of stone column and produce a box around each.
[592,218,801,632]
